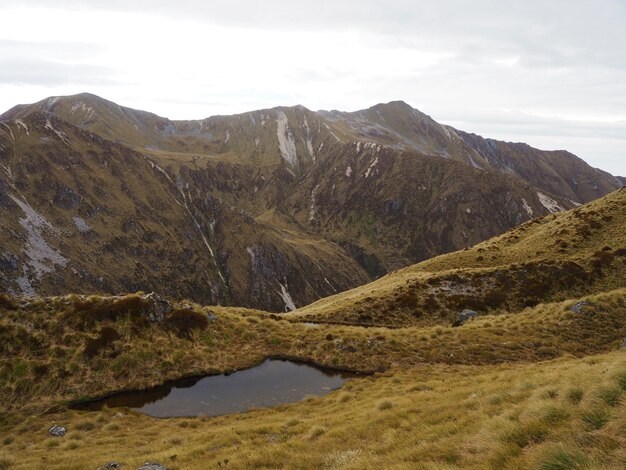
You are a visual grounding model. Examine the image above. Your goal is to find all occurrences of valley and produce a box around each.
[0,187,624,469]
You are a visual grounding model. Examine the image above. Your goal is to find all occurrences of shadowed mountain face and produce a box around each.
[0,94,622,310]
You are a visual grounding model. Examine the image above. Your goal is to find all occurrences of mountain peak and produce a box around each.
[366,100,432,122]
[374,99,412,108]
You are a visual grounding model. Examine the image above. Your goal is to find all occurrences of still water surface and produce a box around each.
[73,359,357,418]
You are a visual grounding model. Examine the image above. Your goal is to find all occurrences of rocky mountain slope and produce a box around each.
[288,188,626,326]
[0,113,368,310]
[0,94,622,310]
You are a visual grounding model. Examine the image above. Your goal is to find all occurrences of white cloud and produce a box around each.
[0,1,624,175]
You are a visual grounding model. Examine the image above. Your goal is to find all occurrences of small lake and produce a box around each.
[73,359,358,418]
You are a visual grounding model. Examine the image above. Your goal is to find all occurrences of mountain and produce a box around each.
[0,112,368,311]
[0,93,622,310]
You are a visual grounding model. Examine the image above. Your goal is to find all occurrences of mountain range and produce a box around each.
[0,93,622,311]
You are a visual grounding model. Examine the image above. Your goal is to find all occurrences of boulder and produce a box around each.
[97,463,121,470]
[569,300,590,314]
[136,464,167,470]
[569,301,601,317]
[141,292,172,322]
[453,309,479,327]
[48,425,66,437]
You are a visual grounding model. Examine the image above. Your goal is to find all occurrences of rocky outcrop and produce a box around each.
[569,301,601,317]
[452,309,479,327]
[141,292,172,322]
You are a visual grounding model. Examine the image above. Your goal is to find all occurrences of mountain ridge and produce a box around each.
[0,93,622,311]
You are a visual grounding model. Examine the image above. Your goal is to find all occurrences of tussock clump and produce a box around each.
[164,308,209,338]
[617,372,626,391]
[542,406,569,424]
[504,419,549,448]
[377,399,393,410]
[74,420,96,431]
[393,290,418,308]
[72,294,148,328]
[307,425,326,440]
[0,295,17,311]
[598,387,622,407]
[539,447,590,470]
[581,407,611,430]
[83,326,120,359]
[566,388,583,404]
[590,250,614,271]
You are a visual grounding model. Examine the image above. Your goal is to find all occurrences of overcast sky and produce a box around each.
[0,0,624,174]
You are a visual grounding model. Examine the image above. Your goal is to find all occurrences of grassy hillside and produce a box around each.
[0,188,624,469]
[0,288,624,412]
[288,188,626,327]
[1,344,624,469]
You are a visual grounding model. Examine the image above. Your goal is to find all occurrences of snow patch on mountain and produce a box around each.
[44,119,69,144]
[14,119,29,134]
[276,111,298,167]
[467,154,483,170]
[537,192,564,213]
[277,280,296,311]
[364,156,379,178]
[246,246,255,264]
[521,198,534,218]
[9,194,68,295]
[70,101,95,119]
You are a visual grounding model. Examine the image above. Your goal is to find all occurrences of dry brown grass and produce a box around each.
[0,191,624,468]
[1,288,624,413]
[0,350,624,469]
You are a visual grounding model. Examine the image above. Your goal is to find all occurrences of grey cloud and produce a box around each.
[0,40,114,86]
[11,1,626,69]
[0,57,115,86]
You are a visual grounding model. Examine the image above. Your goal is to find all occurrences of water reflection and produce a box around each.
[73,359,357,418]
